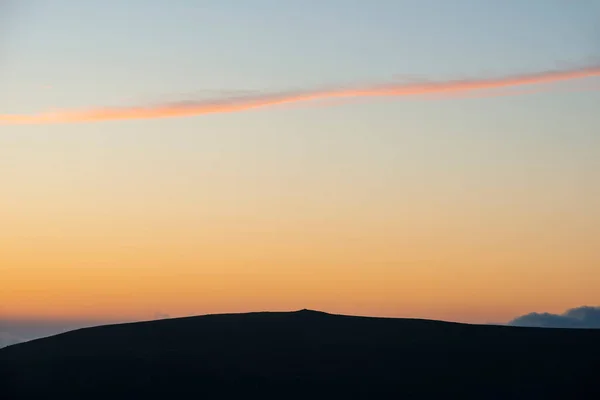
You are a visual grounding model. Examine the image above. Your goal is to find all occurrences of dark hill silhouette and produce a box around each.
[1,309,599,399]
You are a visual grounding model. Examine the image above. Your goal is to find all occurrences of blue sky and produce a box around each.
[3,0,599,108]
[3,0,599,182]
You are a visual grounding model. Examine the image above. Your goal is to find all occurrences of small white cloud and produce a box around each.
[508,306,600,329]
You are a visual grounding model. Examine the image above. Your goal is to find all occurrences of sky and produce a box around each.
[1,1,600,341]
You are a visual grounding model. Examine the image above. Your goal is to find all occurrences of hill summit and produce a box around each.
[1,310,598,399]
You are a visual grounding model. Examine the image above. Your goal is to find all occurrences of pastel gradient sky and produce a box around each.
[1,0,599,330]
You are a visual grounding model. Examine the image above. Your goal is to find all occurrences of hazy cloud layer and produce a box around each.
[0,331,26,348]
[0,318,122,349]
[509,306,600,329]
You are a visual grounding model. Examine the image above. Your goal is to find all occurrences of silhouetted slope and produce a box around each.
[1,309,599,399]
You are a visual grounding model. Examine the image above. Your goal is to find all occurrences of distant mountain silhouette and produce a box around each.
[1,309,599,399]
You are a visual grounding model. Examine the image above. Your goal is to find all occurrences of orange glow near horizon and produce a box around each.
[1,65,600,125]
[2,204,598,324]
